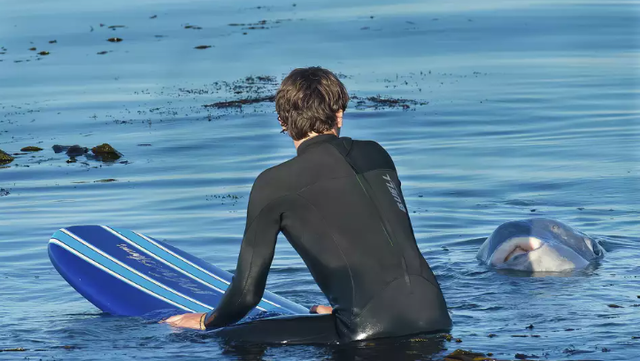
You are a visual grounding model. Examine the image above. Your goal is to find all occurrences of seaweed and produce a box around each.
[203,95,275,109]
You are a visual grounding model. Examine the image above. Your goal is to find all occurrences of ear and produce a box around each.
[278,116,287,132]
[336,110,343,128]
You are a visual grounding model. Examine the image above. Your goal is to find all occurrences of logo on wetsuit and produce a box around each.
[382,174,406,213]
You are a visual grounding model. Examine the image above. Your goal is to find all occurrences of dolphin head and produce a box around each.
[477,218,604,272]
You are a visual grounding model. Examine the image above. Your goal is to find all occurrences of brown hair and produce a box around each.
[276,67,349,141]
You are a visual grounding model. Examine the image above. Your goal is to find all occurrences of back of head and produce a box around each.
[276,67,349,141]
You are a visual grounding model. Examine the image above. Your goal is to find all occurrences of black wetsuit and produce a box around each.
[204,134,451,343]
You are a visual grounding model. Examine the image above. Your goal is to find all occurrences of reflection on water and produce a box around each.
[1,0,638,359]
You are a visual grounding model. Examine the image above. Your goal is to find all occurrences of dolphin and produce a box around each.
[477,218,604,272]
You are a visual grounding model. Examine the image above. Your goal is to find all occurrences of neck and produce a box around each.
[294,129,339,149]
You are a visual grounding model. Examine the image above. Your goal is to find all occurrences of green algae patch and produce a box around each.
[444,349,497,361]
[91,143,122,162]
[20,146,43,152]
[0,149,14,165]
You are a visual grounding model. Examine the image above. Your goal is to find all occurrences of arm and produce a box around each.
[203,175,281,329]
[163,174,281,330]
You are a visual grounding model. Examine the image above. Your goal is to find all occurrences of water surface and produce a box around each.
[1,0,639,359]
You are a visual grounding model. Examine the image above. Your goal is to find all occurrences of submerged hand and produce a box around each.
[310,305,333,314]
[161,312,206,330]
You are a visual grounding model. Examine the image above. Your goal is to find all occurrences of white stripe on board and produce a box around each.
[102,226,227,293]
[60,229,214,311]
[49,238,195,312]
[130,229,281,309]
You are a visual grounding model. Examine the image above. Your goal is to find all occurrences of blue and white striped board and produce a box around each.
[48,225,308,317]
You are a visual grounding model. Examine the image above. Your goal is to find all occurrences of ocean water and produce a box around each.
[1,0,639,360]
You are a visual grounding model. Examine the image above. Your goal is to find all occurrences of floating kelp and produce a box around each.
[0,188,9,196]
[49,40,57,44]
[0,149,14,164]
[444,349,497,361]
[194,45,212,49]
[227,19,292,30]
[97,51,109,55]
[184,24,202,30]
[107,37,123,42]
[20,146,43,152]
[203,95,275,109]
[91,143,122,162]
[149,15,157,19]
[107,25,126,29]
[38,51,50,56]
[29,47,36,51]
[350,94,428,110]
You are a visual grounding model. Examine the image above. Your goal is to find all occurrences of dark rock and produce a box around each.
[607,304,623,308]
[66,145,89,157]
[20,146,43,152]
[91,143,122,162]
[0,188,9,197]
[194,45,212,49]
[53,145,88,157]
[97,51,109,55]
[52,145,67,153]
[0,149,14,164]
[49,40,57,44]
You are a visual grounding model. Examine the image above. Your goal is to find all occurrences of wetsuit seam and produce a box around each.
[351,274,439,322]
[293,192,356,323]
[412,273,442,291]
[296,174,354,194]
[242,193,290,239]
[351,275,406,321]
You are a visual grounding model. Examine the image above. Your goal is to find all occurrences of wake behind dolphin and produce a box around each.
[477,218,604,272]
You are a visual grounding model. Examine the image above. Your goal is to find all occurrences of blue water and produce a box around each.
[1,0,639,359]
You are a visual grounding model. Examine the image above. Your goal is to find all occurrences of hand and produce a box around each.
[310,305,333,314]
[161,312,206,330]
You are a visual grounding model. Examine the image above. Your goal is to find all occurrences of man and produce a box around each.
[164,67,452,343]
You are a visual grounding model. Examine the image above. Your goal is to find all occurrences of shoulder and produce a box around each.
[248,157,299,208]
[348,138,397,171]
[253,157,296,189]
[349,138,389,155]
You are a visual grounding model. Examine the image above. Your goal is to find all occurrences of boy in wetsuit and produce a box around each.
[164,67,452,343]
